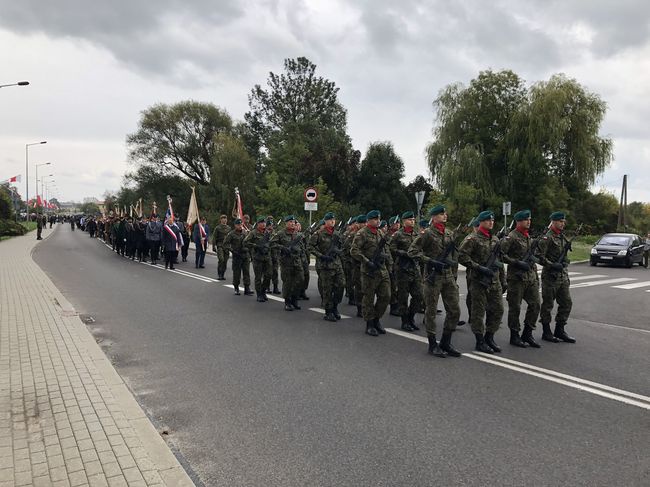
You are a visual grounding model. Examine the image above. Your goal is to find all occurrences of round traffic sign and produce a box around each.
[304,187,318,202]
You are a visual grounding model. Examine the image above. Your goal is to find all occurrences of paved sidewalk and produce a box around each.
[0,226,195,487]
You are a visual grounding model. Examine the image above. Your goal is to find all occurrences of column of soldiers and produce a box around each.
[80,206,579,357]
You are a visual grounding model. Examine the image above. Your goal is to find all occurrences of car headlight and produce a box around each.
[591,248,597,255]
[617,250,628,256]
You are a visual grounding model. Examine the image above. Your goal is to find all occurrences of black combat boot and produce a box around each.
[541,323,560,342]
[284,299,294,311]
[262,292,268,302]
[474,333,493,354]
[374,318,386,334]
[291,297,301,310]
[389,303,400,316]
[366,321,379,337]
[484,332,502,353]
[234,286,241,296]
[356,305,363,318]
[273,285,281,295]
[333,306,341,320]
[256,293,264,302]
[300,292,309,300]
[401,315,415,332]
[427,335,447,358]
[554,324,576,343]
[457,320,466,327]
[348,294,355,306]
[244,286,254,296]
[521,326,541,348]
[509,329,528,348]
[408,311,420,331]
[439,331,461,357]
[323,310,337,322]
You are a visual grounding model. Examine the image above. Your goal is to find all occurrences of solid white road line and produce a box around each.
[567,271,583,276]
[612,281,650,290]
[308,307,351,319]
[569,274,608,281]
[136,260,213,283]
[170,267,220,282]
[385,328,650,411]
[570,277,635,288]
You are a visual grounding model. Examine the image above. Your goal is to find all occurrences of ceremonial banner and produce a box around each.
[186,187,200,226]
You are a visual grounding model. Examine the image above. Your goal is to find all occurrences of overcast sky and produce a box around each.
[1,0,649,204]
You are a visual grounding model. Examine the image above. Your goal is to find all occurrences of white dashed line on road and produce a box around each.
[570,277,636,288]
[612,281,650,290]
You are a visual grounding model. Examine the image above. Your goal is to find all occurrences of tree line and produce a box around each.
[102,57,649,235]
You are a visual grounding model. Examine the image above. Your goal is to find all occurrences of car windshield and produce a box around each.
[598,236,631,246]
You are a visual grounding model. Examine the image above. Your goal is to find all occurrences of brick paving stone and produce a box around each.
[106,475,128,487]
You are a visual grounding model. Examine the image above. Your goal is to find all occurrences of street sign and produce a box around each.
[304,202,318,211]
[304,187,318,202]
[502,201,511,216]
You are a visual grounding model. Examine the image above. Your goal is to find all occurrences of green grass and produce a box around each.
[21,221,38,232]
[569,240,593,263]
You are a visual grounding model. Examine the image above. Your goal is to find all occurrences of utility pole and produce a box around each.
[617,175,628,231]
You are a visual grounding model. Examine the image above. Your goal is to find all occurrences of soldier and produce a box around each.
[295,221,311,301]
[309,212,345,322]
[390,211,423,332]
[342,216,358,305]
[244,217,273,302]
[458,210,505,354]
[223,219,253,296]
[386,216,401,316]
[537,212,575,343]
[408,205,462,357]
[266,218,281,294]
[271,216,306,311]
[464,218,480,323]
[211,215,231,280]
[501,210,541,348]
[351,210,391,337]
[36,213,44,240]
[352,214,367,317]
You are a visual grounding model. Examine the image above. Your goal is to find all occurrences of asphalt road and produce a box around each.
[33,225,650,487]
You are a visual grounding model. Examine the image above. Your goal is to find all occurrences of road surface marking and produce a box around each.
[612,281,650,289]
[385,328,650,411]
[579,319,650,334]
[170,267,220,282]
[568,274,607,281]
[568,272,582,276]
[570,277,635,288]
[308,307,351,319]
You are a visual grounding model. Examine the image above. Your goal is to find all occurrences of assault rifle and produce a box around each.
[477,221,513,288]
[281,234,303,256]
[368,234,389,276]
[556,223,584,265]
[321,232,342,263]
[255,231,271,256]
[423,223,463,284]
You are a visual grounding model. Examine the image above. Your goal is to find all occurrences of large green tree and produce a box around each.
[245,57,359,199]
[127,101,233,185]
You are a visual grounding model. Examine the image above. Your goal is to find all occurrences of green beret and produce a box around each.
[366,209,381,220]
[255,216,266,224]
[357,214,367,224]
[323,212,335,221]
[283,215,296,222]
[550,211,566,221]
[348,216,358,224]
[319,219,325,226]
[379,220,387,228]
[234,218,242,225]
[477,210,495,222]
[401,210,414,219]
[514,209,531,221]
[388,216,399,225]
[429,204,446,216]
[419,219,430,228]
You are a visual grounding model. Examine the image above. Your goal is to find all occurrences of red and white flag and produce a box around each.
[2,174,21,183]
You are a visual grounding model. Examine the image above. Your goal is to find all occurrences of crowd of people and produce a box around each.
[71,205,584,358]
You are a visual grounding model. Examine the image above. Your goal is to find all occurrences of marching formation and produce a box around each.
[77,205,580,358]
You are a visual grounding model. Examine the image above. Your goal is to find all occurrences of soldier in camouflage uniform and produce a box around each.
[458,210,505,354]
[390,211,422,332]
[296,221,311,300]
[212,214,231,280]
[500,209,541,348]
[223,218,253,296]
[387,216,402,316]
[352,214,367,317]
[351,210,391,337]
[537,211,575,343]
[271,215,306,311]
[244,217,273,302]
[266,218,282,294]
[408,205,462,357]
[309,212,345,322]
[342,217,358,305]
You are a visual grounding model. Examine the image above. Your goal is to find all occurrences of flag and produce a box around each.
[3,175,21,183]
[165,195,174,221]
[234,187,244,221]
[186,187,200,226]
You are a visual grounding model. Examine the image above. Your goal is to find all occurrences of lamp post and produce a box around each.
[35,162,51,217]
[25,141,47,219]
[42,176,54,213]
[0,81,29,88]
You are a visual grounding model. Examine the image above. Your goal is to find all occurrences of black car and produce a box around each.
[590,233,645,267]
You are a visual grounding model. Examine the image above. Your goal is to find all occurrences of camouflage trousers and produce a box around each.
[360,271,390,321]
[320,268,345,311]
[252,258,273,294]
[468,280,504,334]
[540,275,572,326]
[271,254,279,288]
[303,259,310,293]
[353,263,362,306]
[217,246,229,276]
[231,256,250,288]
[390,265,399,307]
[280,264,304,300]
[506,276,540,331]
[396,270,423,317]
[423,275,460,337]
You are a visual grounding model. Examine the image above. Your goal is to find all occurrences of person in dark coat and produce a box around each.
[193,217,210,268]
[146,215,162,265]
[161,216,182,269]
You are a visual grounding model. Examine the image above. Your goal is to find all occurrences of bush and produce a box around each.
[0,219,28,237]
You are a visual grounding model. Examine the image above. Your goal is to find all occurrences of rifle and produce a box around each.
[322,232,342,262]
[556,223,584,265]
[477,222,512,288]
[368,234,389,276]
[255,231,271,256]
[281,233,303,256]
[423,224,462,284]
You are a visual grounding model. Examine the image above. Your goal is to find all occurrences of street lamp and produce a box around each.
[35,162,51,216]
[41,175,54,211]
[0,81,29,88]
[25,141,47,219]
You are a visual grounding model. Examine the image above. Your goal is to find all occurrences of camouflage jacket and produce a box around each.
[350,226,390,277]
[223,229,249,260]
[537,229,570,280]
[309,227,343,271]
[270,230,305,268]
[408,226,456,280]
[244,228,272,262]
[390,227,420,275]
[458,230,505,287]
[501,229,538,282]
[212,223,231,247]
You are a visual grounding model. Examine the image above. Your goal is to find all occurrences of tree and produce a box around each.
[245,57,359,199]
[127,101,233,185]
[79,202,101,215]
[119,167,191,219]
[0,185,15,220]
[353,142,410,217]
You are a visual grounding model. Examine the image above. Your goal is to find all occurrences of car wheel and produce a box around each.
[590,260,597,266]
[625,257,632,268]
